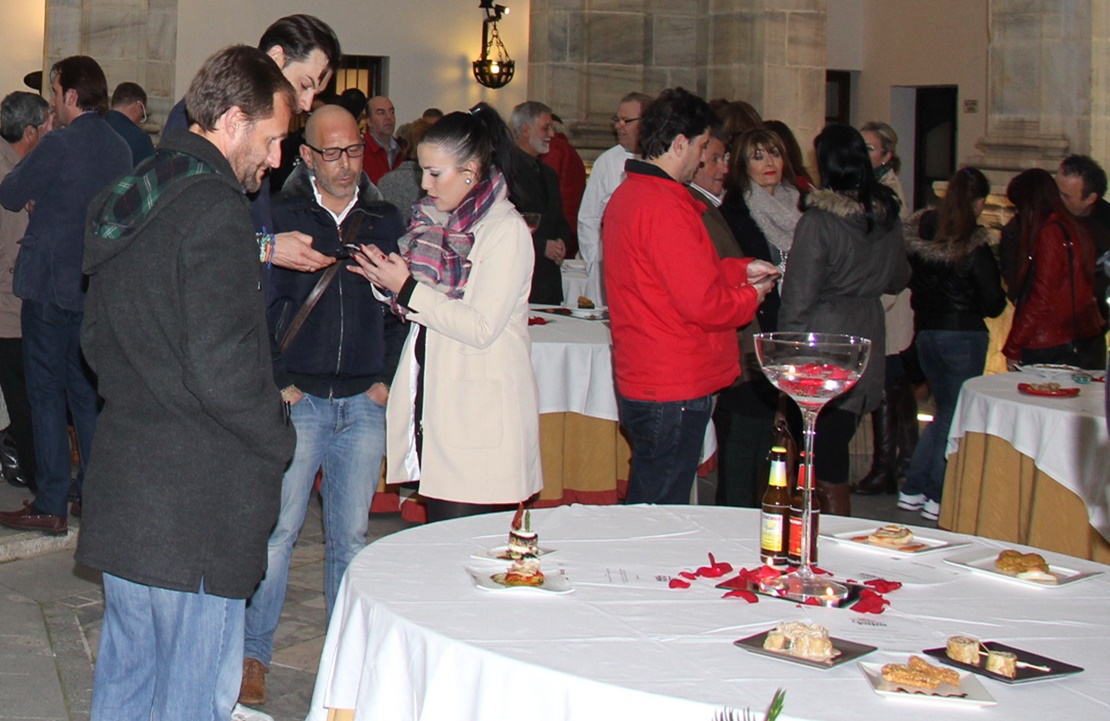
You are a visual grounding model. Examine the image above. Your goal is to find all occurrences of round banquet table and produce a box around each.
[306,505,1110,721]
[940,371,1110,562]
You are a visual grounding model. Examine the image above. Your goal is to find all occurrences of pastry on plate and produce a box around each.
[497,504,545,587]
[763,621,838,662]
[995,549,1049,574]
[867,524,915,548]
[882,655,960,689]
[985,650,1018,678]
[946,635,981,665]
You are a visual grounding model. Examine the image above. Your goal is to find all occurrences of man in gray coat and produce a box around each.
[76,46,296,721]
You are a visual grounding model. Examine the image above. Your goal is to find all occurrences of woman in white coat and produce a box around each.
[350,103,543,522]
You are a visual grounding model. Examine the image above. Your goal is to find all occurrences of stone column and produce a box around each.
[43,0,176,133]
[967,2,1104,174]
[529,0,826,159]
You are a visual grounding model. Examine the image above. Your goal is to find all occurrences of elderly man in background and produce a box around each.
[0,91,48,495]
[577,91,653,304]
[511,100,572,304]
[362,95,403,184]
[0,56,132,535]
[76,45,297,720]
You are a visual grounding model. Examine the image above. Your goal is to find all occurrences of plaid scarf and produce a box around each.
[391,167,507,318]
[93,149,215,240]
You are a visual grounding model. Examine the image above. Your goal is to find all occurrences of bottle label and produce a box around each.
[768,458,788,488]
[788,513,819,562]
[761,513,785,552]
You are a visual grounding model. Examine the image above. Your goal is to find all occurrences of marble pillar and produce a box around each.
[43,0,176,133]
[529,0,827,158]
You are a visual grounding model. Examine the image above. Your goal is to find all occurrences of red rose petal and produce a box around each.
[722,589,759,603]
[669,578,691,589]
[678,571,697,580]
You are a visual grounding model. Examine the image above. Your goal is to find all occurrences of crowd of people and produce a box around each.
[0,11,1106,721]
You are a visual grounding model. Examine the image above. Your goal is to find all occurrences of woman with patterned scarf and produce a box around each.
[349,103,543,522]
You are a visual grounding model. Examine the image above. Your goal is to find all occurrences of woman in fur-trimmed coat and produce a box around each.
[899,168,1007,517]
[778,124,910,515]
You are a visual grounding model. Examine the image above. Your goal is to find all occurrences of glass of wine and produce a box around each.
[753,331,871,601]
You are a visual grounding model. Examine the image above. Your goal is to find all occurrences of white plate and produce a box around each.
[465,566,573,594]
[567,306,608,319]
[821,528,970,556]
[858,661,996,707]
[470,545,557,562]
[942,549,1103,588]
[1017,363,1087,381]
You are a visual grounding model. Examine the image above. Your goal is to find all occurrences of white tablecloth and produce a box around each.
[948,372,1110,542]
[307,505,1110,721]
[528,310,617,421]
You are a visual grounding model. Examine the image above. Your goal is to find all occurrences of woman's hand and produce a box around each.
[348,244,411,295]
[745,259,781,303]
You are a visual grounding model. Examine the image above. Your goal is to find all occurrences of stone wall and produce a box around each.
[530,0,826,158]
[44,0,176,134]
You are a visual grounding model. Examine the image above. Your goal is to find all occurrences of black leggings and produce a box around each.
[423,497,517,523]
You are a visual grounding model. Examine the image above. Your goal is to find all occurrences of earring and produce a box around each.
[465,178,472,185]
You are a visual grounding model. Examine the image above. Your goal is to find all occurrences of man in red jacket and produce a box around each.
[362,95,402,184]
[603,87,778,504]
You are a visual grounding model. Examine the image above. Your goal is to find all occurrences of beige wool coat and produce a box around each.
[385,197,544,504]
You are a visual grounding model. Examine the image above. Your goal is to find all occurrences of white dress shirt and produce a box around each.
[577,144,634,304]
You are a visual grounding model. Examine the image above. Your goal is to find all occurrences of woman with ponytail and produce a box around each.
[778,123,911,516]
[897,167,1006,520]
[349,103,543,522]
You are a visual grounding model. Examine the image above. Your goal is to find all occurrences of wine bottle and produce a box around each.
[759,446,791,567]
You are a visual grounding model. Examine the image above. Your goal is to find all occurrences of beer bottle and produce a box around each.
[787,453,819,565]
[759,446,791,566]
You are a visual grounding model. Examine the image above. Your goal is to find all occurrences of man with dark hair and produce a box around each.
[164,14,342,274]
[510,100,571,304]
[603,87,778,504]
[76,44,297,720]
[578,90,653,303]
[107,81,154,165]
[422,107,444,123]
[0,56,132,535]
[0,91,48,495]
[1057,154,1110,318]
[362,95,402,184]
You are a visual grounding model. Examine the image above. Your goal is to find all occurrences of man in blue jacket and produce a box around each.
[238,105,406,707]
[0,56,131,534]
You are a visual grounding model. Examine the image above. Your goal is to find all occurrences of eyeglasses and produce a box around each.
[611,115,641,125]
[305,142,366,162]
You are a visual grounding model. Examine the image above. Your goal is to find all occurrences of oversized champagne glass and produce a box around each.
[754,332,871,601]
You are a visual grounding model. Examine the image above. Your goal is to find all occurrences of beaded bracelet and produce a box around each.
[256,230,275,266]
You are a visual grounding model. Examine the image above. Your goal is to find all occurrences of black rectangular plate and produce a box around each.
[923,642,1083,684]
[734,630,876,670]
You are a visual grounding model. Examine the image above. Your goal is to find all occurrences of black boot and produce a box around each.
[851,391,897,495]
[890,379,919,480]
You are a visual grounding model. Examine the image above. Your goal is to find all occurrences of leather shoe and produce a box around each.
[70,501,82,518]
[0,500,67,535]
[238,657,267,706]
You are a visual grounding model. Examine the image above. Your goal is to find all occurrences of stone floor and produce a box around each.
[0,425,929,721]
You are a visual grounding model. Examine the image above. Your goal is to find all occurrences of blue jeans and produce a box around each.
[618,394,713,504]
[92,574,244,721]
[902,330,989,502]
[22,300,98,516]
[243,391,385,666]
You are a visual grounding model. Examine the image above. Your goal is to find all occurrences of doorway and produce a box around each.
[912,86,958,211]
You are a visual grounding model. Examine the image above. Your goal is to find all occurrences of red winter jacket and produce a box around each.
[1004,212,1105,358]
[603,161,759,402]
[362,133,403,185]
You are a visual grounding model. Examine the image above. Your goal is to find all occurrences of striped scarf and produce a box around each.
[391,167,506,317]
